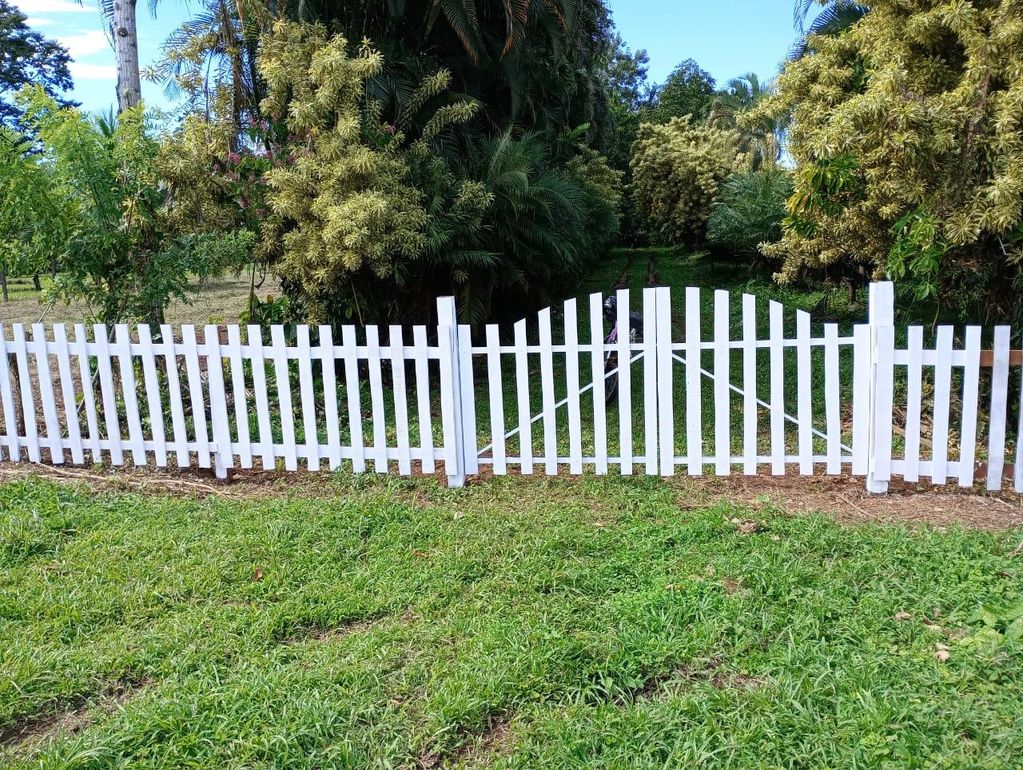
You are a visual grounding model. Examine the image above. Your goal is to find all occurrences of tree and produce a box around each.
[0,0,73,128]
[7,87,252,324]
[707,169,793,262]
[791,0,869,58]
[630,115,748,246]
[110,0,142,111]
[646,59,715,123]
[148,0,269,141]
[710,73,784,169]
[754,0,1023,328]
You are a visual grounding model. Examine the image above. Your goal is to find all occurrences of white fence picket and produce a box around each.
[11,325,40,463]
[768,302,785,475]
[365,325,388,474]
[657,286,674,476]
[227,325,252,470]
[986,326,1010,491]
[136,325,166,468]
[158,325,186,467]
[182,325,211,469]
[389,326,412,476]
[485,324,506,475]
[93,324,121,466]
[713,290,730,476]
[205,325,233,478]
[616,289,633,475]
[75,325,101,463]
[684,287,702,475]
[319,325,342,471]
[930,326,954,485]
[115,324,146,467]
[0,325,19,461]
[296,325,319,470]
[412,326,435,474]
[957,326,981,488]
[513,319,533,475]
[538,307,557,475]
[796,311,812,475]
[741,295,757,475]
[823,323,841,475]
[851,324,870,476]
[53,324,84,465]
[341,325,365,474]
[589,293,607,474]
[564,299,583,475]
[270,325,297,472]
[1016,365,1023,494]
[903,326,924,482]
[31,324,62,464]
[248,324,275,471]
[642,287,659,475]
[457,323,478,476]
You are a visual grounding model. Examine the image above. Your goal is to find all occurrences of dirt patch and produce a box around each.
[0,676,151,753]
[1,461,1021,531]
[419,716,516,769]
[279,615,389,646]
[671,473,1023,531]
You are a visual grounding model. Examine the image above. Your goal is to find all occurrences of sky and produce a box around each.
[16,0,802,115]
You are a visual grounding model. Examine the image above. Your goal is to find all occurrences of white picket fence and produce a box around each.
[0,284,1020,493]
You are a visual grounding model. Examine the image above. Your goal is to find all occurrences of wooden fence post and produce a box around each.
[437,297,466,488]
[866,282,895,493]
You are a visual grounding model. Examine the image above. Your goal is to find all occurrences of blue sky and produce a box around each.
[17,0,802,115]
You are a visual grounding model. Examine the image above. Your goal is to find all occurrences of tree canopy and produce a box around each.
[0,0,73,129]
[755,0,1023,326]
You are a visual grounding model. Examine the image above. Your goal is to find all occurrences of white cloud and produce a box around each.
[58,29,110,57]
[15,1,94,12]
[25,17,57,26]
[68,61,115,81]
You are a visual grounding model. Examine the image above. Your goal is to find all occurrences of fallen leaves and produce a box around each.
[935,644,951,662]
[894,611,913,621]
[732,518,766,535]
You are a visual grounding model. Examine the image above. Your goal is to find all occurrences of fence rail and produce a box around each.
[0,283,1020,494]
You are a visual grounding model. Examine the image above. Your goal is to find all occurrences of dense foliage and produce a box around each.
[707,169,793,262]
[757,0,1023,327]
[3,88,251,324]
[631,116,748,246]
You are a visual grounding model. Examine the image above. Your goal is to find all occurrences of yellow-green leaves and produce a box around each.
[754,0,1023,320]
[630,116,749,246]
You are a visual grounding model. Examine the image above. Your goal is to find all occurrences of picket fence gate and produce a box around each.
[0,283,1021,494]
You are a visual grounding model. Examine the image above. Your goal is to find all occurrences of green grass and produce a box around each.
[2,475,1022,768]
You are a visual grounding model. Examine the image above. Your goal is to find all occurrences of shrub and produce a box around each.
[707,169,792,262]
[630,116,748,246]
[750,0,1023,327]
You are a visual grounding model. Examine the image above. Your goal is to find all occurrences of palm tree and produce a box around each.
[150,0,274,138]
[791,0,869,58]
[710,73,784,169]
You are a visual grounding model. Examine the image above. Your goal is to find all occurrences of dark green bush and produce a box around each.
[707,168,792,262]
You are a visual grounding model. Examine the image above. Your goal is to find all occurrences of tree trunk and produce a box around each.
[0,268,8,302]
[32,273,41,292]
[113,0,142,113]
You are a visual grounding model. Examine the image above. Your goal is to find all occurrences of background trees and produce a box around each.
[0,0,73,129]
[756,0,1023,328]
[630,116,748,247]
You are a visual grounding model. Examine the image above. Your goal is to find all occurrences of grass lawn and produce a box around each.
[2,475,1022,768]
